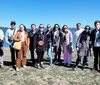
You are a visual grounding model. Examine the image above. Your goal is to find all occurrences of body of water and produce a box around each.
[1,28,94,47]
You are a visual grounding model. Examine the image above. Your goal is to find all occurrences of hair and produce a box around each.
[31,24,36,28]
[53,24,60,31]
[62,25,68,32]
[39,24,44,28]
[94,20,100,27]
[76,23,81,26]
[84,25,91,30]
[10,21,16,25]
[19,24,27,32]
[47,24,51,28]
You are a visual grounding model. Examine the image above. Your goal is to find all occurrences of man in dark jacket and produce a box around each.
[90,20,100,71]
[29,24,37,65]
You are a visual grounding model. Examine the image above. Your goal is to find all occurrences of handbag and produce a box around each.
[38,40,44,46]
[12,41,21,50]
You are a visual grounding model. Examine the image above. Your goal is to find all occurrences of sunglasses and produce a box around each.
[40,27,44,28]
[47,27,51,28]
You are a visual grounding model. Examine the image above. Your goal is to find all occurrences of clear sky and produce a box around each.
[0,0,100,28]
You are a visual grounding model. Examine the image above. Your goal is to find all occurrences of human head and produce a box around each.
[39,24,44,32]
[19,24,27,32]
[10,21,16,29]
[53,24,60,31]
[84,25,91,32]
[76,23,81,30]
[31,24,36,31]
[47,24,51,31]
[94,20,100,30]
[62,25,68,33]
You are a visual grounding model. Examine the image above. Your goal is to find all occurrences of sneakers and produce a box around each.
[54,61,61,65]
[37,64,41,69]
[16,68,19,71]
[40,62,45,68]
[0,65,3,69]
[23,65,27,68]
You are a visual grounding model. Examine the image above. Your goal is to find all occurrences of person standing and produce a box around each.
[5,21,18,67]
[90,20,100,71]
[14,24,30,71]
[76,25,91,69]
[74,23,88,66]
[62,25,73,66]
[29,24,37,66]
[36,24,46,69]
[0,29,4,68]
[52,24,62,65]
[46,24,53,65]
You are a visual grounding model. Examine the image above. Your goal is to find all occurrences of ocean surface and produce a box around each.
[0,28,94,47]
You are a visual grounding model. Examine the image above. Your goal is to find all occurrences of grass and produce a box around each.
[0,48,100,85]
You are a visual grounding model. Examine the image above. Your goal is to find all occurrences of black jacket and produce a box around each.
[52,31,63,47]
[46,31,52,43]
[90,29,96,47]
[28,30,37,49]
[36,31,47,52]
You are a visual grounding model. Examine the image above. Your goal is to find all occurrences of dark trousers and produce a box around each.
[54,46,61,62]
[10,47,17,66]
[76,54,88,66]
[36,51,44,64]
[30,48,35,65]
[93,47,100,70]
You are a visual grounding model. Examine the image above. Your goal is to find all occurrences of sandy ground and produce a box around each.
[0,48,100,85]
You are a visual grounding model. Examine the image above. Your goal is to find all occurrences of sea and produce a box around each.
[0,28,94,47]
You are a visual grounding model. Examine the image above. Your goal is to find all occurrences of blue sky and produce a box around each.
[0,0,100,28]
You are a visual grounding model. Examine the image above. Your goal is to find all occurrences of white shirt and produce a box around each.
[94,30,100,47]
[74,28,84,43]
[5,28,18,45]
[0,29,4,40]
[21,32,25,42]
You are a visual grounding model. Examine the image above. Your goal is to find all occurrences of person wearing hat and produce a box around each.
[5,21,18,68]
[76,25,91,69]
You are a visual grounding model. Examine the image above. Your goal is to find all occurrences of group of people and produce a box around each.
[0,20,100,72]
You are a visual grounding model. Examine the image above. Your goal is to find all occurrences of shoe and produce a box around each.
[85,63,89,66]
[67,64,71,67]
[40,62,44,68]
[37,64,41,69]
[16,68,19,71]
[0,65,3,69]
[23,65,27,68]
[54,61,60,65]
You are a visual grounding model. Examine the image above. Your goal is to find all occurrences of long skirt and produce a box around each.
[63,41,72,65]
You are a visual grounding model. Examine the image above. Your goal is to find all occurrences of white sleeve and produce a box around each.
[0,30,4,40]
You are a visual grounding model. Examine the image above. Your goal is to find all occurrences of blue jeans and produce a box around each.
[47,43,52,64]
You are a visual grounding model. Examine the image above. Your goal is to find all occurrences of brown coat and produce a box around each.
[14,31,30,48]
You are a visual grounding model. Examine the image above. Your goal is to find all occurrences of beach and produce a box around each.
[0,48,100,85]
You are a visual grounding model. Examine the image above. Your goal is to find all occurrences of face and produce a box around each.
[95,22,100,30]
[55,25,59,31]
[39,25,44,32]
[76,24,81,30]
[19,25,24,32]
[11,24,16,29]
[64,26,68,32]
[47,24,51,31]
[85,27,90,32]
[31,25,36,31]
